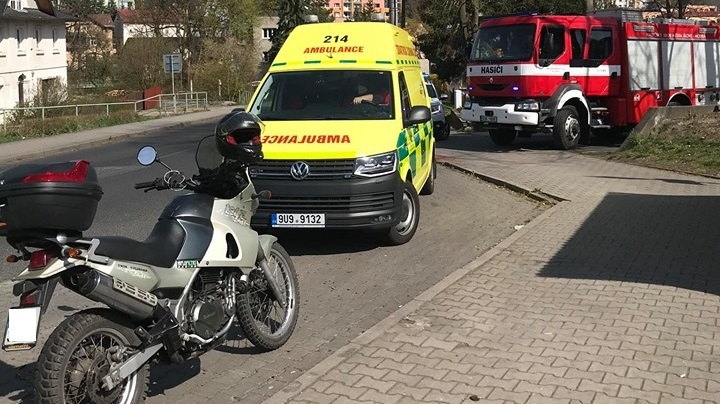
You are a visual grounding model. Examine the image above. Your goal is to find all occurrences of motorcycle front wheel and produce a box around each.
[34,308,149,404]
[237,242,299,351]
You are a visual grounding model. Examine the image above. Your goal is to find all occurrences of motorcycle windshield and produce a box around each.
[195,135,223,171]
[469,23,536,63]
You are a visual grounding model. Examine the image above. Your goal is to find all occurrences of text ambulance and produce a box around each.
[461,9,720,149]
[246,20,435,245]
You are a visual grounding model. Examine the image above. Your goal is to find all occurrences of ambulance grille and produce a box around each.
[250,160,355,180]
[258,192,395,212]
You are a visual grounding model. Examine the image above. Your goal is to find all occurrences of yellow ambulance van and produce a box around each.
[246,20,435,245]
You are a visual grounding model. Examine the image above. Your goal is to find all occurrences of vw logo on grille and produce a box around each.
[290,161,310,180]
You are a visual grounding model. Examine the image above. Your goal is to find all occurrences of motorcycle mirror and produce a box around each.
[137,146,158,166]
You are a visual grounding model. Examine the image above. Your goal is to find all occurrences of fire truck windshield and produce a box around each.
[469,24,535,63]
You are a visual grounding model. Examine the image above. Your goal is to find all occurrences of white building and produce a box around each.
[113,8,181,48]
[53,0,134,10]
[0,0,70,112]
[109,0,134,9]
[256,16,278,64]
[612,0,644,9]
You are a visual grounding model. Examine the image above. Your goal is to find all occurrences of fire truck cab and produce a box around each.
[461,9,720,149]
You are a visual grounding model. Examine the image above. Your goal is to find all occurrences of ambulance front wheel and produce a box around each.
[383,181,420,245]
[489,129,516,147]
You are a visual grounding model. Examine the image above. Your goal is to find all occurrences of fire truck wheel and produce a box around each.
[489,129,516,146]
[553,106,583,150]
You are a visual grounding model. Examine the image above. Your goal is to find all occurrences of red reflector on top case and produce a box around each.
[22,160,90,183]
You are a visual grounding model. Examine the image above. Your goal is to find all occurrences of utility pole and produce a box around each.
[388,0,396,25]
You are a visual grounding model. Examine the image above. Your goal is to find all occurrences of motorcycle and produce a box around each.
[0,134,299,403]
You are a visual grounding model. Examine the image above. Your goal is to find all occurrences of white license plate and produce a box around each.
[3,306,41,351]
[271,213,325,228]
[480,115,497,123]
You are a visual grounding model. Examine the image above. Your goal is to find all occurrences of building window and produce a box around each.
[16,28,24,54]
[52,28,57,49]
[262,51,270,63]
[35,27,42,53]
[9,0,21,10]
[262,28,275,40]
[0,26,6,56]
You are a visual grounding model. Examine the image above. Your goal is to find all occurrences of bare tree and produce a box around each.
[133,0,270,86]
[353,3,376,21]
[190,38,259,100]
[114,36,176,90]
[649,0,690,18]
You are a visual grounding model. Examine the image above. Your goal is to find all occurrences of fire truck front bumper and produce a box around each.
[461,103,540,127]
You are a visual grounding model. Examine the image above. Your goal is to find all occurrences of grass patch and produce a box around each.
[0,111,151,144]
[609,113,720,178]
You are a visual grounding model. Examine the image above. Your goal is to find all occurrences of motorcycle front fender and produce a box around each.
[257,234,278,261]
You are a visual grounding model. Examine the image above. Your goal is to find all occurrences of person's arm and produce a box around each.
[353,93,374,104]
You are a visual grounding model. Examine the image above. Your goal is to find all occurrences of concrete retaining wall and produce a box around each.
[620,105,720,149]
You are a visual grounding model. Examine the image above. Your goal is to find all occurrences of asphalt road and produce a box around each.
[0,124,548,403]
[440,127,627,155]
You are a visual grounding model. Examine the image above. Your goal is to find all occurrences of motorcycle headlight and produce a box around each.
[515,101,540,112]
[431,103,441,113]
[354,152,397,177]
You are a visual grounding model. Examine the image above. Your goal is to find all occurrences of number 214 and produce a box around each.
[324,35,348,43]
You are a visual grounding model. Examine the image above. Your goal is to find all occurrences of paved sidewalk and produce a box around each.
[1,105,238,163]
[261,141,720,404]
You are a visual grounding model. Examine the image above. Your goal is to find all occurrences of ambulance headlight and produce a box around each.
[515,101,540,111]
[354,152,397,177]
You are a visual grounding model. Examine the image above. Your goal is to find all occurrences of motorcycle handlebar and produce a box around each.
[134,180,156,189]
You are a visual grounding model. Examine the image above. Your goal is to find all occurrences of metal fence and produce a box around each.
[238,90,253,105]
[0,92,209,131]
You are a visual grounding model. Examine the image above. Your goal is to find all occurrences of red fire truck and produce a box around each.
[460,9,720,149]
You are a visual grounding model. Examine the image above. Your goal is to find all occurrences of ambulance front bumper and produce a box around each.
[250,173,404,230]
[461,103,540,126]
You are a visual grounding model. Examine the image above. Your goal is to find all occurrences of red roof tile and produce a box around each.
[86,13,113,28]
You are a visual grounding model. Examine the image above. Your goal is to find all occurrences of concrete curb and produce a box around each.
[438,159,567,204]
[261,200,565,404]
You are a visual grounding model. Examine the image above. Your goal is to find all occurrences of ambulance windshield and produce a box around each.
[248,70,394,121]
[470,24,535,62]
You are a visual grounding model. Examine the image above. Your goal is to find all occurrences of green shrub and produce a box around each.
[0,111,148,143]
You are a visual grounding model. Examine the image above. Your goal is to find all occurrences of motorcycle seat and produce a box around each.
[93,219,186,268]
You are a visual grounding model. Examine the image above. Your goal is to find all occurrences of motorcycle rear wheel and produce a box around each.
[237,242,299,351]
[34,308,149,404]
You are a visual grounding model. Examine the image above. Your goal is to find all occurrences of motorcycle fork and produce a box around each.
[258,258,286,308]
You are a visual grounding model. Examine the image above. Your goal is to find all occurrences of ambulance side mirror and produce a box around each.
[405,106,431,127]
